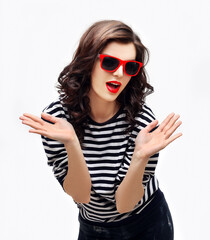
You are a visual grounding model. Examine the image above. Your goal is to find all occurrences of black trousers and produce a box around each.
[78,188,174,240]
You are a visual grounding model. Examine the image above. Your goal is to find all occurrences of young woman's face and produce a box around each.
[89,41,136,104]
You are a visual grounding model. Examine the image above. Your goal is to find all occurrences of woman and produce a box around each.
[19,20,182,239]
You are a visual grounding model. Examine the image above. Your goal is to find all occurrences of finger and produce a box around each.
[23,113,44,125]
[22,119,43,131]
[29,128,48,136]
[165,132,183,146]
[164,114,180,133]
[144,120,159,133]
[41,112,58,124]
[19,115,34,122]
[20,115,38,123]
[165,120,182,139]
[158,113,175,132]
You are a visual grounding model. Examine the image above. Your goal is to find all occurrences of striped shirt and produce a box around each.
[41,98,160,224]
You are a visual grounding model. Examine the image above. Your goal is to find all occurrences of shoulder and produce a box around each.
[134,102,157,129]
[137,102,156,120]
[141,102,156,119]
[42,97,69,120]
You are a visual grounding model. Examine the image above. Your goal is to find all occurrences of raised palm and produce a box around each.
[19,112,76,144]
[134,113,182,160]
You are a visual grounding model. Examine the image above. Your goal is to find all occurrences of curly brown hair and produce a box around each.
[56,20,154,149]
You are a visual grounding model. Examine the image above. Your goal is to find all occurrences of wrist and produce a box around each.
[133,149,149,163]
[63,135,79,147]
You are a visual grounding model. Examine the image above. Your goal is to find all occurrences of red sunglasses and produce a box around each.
[98,54,143,76]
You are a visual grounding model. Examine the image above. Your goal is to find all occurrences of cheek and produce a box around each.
[91,71,107,92]
[123,77,132,87]
[91,69,110,87]
[91,63,106,80]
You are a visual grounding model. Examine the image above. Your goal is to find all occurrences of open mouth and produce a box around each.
[106,82,121,89]
[106,82,121,93]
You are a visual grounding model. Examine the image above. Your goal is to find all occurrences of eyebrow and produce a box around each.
[103,53,136,61]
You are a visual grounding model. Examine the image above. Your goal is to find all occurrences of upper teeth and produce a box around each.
[110,83,119,86]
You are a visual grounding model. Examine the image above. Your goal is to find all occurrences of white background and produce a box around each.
[1,0,210,239]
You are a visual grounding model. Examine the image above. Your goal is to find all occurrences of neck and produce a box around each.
[89,100,121,123]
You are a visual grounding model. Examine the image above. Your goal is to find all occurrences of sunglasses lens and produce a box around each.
[102,56,119,71]
[125,62,140,75]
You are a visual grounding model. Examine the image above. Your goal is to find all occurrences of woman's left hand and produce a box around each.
[134,113,183,160]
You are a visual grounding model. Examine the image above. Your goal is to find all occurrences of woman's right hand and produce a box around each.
[19,112,77,145]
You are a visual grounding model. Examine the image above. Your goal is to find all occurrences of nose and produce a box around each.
[113,64,123,77]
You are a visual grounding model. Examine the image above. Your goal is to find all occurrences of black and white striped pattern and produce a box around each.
[41,98,160,223]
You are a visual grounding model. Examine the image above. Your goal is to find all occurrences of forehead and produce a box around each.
[101,42,136,60]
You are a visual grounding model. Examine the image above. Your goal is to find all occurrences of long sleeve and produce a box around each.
[40,99,69,190]
[114,103,159,201]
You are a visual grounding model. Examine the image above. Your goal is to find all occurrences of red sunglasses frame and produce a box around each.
[98,54,143,76]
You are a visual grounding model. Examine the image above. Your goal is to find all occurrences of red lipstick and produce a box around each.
[106,81,121,93]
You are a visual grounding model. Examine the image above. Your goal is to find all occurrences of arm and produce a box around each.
[63,138,91,203]
[19,107,91,204]
[115,112,182,214]
[115,152,148,214]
